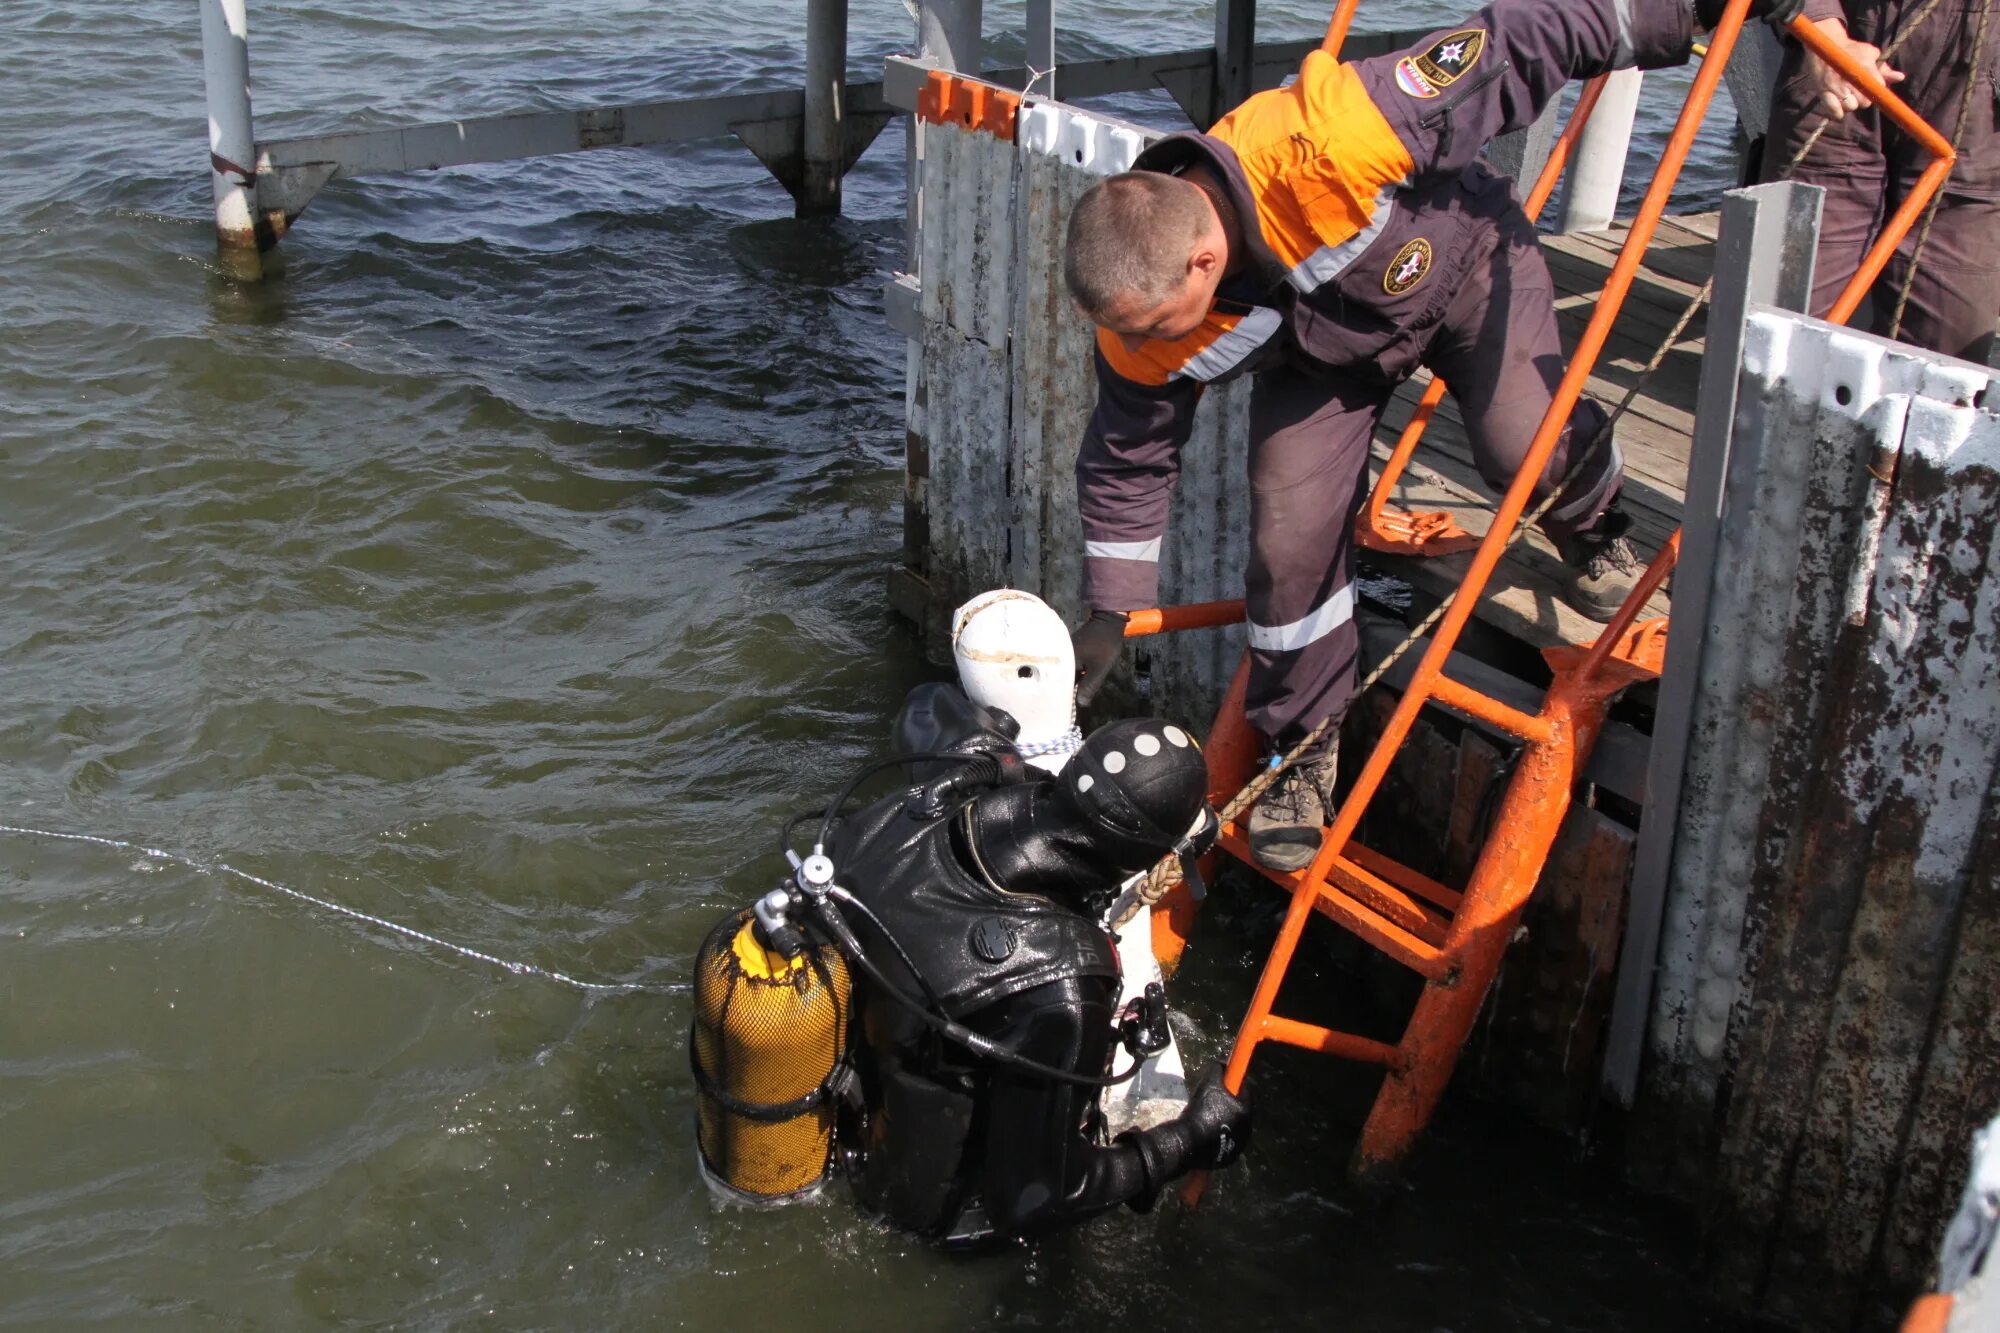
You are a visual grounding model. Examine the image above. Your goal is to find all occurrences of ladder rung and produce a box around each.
[1344,842,1462,914]
[1324,856,1451,947]
[1308,881,1451,979]
[1260,1014,1401,1067]
[1425,673,1554,744]
[1217,824,1451,979]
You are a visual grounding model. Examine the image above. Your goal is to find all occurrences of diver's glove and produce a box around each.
[1693,0,1807,32]
[1117,1066,1253,1210]
[1072,610,1129,707]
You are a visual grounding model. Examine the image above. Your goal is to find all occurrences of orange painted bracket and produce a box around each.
[1546,616,1669,680]
[915,69,1022,140]
[1357,505,1483,557]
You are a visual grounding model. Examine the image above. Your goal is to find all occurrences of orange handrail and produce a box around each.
[1122,600,1246,636]
[1791,13,1956,319]
[1321,0,1360,56]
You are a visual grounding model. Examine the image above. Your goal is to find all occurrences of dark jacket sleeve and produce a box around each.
[1353,0,1697,182]
[1076,348,1203,613]
[964,976,1156,1237]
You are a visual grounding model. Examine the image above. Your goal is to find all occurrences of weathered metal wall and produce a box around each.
[908,96,1248,725]
[1634,307,2000,1328]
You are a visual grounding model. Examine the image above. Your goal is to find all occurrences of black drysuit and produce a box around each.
[832,780,1161,1241]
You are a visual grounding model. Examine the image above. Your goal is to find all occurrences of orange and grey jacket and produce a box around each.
[1077,0,1697,612]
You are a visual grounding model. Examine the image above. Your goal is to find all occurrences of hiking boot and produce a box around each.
[1247,740,1340,873]
[1549,506,1644,622]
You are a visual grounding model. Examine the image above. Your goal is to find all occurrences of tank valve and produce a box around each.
[796,853,837,899]
[753,886,806,959]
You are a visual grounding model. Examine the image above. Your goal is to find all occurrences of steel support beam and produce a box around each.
[1025,0,1055,100]
[1213,0,1256,124]
[800,0,849,215]
[199,0,263,279]
[881,30,1434,115]
[918,0,983,75]
[1600,180,1822,1106]
[250,31,1429,242]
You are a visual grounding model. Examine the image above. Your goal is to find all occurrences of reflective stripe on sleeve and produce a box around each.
[1286,188,1399,294]
[1612,0,1636,66]
[1171,306,1284,383]
[1085,537,1163,562]
[1247,584,1356,652]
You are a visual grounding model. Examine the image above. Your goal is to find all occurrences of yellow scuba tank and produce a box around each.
[690,907,851,1203]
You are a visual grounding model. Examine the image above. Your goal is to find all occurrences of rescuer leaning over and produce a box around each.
[1064,0,1804,873]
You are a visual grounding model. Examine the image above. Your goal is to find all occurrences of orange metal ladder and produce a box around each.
[1118,1,1956,1187]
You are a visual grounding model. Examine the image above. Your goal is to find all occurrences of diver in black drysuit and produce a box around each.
[829,684,1253,1243]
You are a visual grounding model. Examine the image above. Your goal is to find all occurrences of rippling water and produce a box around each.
[1,1,1750,1327]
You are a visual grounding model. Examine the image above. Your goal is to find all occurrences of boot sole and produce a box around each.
[1249,836,1323,873]
[1563,585,1625,622]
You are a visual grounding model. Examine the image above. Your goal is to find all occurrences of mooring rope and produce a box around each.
[0,821,678,996]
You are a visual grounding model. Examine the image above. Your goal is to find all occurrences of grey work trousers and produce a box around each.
[1244,204,1618,746]
[1764,0,2000,363]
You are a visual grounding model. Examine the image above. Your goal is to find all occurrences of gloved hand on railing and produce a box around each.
[1118,1065,1253,1210]
[1072,609,1129,707]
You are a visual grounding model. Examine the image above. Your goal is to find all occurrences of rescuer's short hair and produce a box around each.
[1063,172,1213,322]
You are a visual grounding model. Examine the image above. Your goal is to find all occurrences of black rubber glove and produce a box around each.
[1072,610,1129,707]
[1117,1065,1253,1209]
[1693,0,1806,32]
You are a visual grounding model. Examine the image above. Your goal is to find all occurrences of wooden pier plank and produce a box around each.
[1365,212,1713,649]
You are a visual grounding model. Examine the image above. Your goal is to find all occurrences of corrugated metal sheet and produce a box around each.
[1638,307,2000,1326]
[910,96,1247,725]
[911,113,1018,614]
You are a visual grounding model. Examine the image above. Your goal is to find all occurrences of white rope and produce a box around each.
[0,822,678,996]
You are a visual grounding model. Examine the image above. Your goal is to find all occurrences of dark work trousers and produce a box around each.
[1244,203,1619,747]
[1765,0,2000,363]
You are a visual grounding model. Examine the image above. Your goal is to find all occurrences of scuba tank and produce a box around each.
[690,903,851,1204]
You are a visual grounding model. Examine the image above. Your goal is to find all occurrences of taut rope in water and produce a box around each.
[0,821,679,996]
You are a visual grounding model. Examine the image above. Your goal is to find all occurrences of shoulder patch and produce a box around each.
[1393,58,1439,99]
[1383,238,1433,296]
[1414,29,1485,90]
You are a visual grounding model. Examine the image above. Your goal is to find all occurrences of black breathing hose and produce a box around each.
[811,749,999,853]
[813,888,1141,1090]
[824,878,949,1016]
[776,749,992,862]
